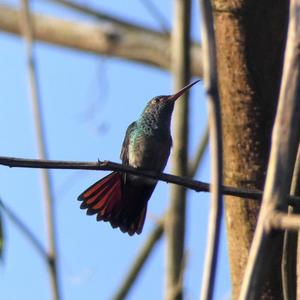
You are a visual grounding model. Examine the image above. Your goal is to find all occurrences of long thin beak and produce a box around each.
[167,80,200,101]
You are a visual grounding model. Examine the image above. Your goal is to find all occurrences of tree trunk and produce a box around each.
[212,0,289,298]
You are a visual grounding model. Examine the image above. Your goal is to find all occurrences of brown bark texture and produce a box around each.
[212,0,289,299]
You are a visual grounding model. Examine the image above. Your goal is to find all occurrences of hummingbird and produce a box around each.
[78,80,199,235]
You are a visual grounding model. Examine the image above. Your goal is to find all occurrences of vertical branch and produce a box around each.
[282,211,297,300]
[292,146,300,299]
[282,144,300,300]
[19,1,61,300]
[199,0,223,299]
[239,0,300,298]
[165,0,191,299]
[140,0,170,33]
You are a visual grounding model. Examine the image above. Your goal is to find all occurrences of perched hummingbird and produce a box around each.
[78,80,199,235]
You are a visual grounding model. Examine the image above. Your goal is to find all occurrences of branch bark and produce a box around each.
[0,4,202,77]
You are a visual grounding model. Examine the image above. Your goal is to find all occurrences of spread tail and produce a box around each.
[78,172,153,235]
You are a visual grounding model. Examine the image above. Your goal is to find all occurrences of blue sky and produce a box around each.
[0,1,230,299]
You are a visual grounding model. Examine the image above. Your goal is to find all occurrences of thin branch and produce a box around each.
[112,219,164,300]
[269,212,300,231]
[1,155,300,205]
[282,206,297,300]
[50,0,169,40]
[0,198,47,260]
[239,0,300,298]
[48,0,160,33]
[140,0,170,33]
[112,126,209,300]
[291,145,300,198]
[0,4,202,77]
[19,1,60,299]
[282,144,300,300]
[199,0,223,299]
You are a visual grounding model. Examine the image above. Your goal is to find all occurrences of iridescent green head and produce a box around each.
[141,80,200,123]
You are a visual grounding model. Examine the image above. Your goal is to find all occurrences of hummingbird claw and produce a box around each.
[97,159,110,166]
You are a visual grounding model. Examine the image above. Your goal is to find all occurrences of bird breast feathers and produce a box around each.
[128,135,171,171]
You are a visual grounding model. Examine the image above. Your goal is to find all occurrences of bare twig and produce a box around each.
[140,0,170,33]
[291,145,300,198]
[1,155,300,205]
[0,198,47,260]
[239,0,300,299]
[269,212,300,231]
[48,0,160,33]
[199,1,223,299]
[19,1,60,299]
[282,206,298,300]
[112,219,164,300]
[0,4,203,77]
[282,144,300,300]
[51,0,170,33]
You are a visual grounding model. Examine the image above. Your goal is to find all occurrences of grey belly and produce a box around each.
[128,135,171,172]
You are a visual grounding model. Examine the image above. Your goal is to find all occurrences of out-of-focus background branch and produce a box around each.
[165,1,191,299]
[18,0,60,299]
[0,4,203,77]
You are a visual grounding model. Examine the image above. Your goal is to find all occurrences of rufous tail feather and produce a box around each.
[78,172,149,235]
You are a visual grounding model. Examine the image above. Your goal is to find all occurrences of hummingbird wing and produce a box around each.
[120,121,137,165]
[78,121,158,235]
